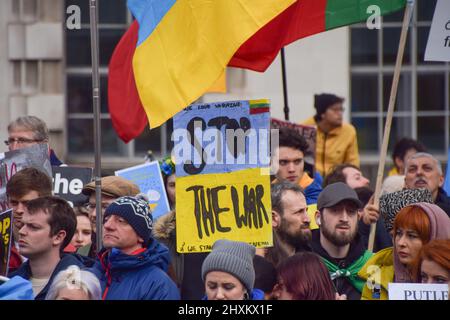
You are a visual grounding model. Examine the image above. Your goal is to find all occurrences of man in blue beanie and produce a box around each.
[90,195,179,300]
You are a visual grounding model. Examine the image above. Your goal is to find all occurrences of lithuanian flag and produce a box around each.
[229,0,407,72]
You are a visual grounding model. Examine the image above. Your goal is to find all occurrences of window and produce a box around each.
[350,0,449,158]
[65,0,171,162]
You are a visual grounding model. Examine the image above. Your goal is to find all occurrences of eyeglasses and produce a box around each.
[4,137,43,146]
[329,106,345,113]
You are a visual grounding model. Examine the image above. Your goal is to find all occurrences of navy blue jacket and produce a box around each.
[90,240,180,300]
[8,254,85,300]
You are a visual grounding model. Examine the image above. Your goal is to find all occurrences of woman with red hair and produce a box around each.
[414,239,450,285]
[359,203,450,300]
[272,252,338,300]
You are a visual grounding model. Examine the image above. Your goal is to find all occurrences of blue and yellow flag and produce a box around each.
[128,0,295,128]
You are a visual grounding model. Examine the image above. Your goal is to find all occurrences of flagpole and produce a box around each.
[280,48,290,121]
[89,0,103,251]
[368,0,415,252]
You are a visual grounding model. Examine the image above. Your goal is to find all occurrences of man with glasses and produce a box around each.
[6,116,63,166]
[80,176,140,257]
[303,93,360,177]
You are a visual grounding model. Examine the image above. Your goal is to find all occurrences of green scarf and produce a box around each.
[321,250,373,293]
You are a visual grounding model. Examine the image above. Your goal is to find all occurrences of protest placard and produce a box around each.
[173,99,272,253]
[173,99,271,177]
[0,209,12,276]
[424,0,450,62]
[116,161,170,220]
[388,283,449,300]
[270,117,317,176]
[0,144,52,212]
[52,166,93,207]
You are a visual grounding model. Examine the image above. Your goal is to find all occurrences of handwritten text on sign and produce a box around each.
[176,168,272,253]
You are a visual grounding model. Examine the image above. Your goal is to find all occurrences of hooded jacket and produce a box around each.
[311,230,371,300]
[8,253,85,300]
[90,239,180,300]
[358,202,450,300]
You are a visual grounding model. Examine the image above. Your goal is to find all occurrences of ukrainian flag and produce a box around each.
[128,0,295,129]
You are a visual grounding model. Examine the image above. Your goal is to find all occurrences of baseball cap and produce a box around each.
[317,182,363,211]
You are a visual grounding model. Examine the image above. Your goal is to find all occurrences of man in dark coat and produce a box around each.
[311,183,372,300]
[8,196,82,300]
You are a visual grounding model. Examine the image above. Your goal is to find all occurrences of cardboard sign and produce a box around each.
[271,118,317,176]
[0,144,52,212]
[115,161,170,220]
[176,168,272,252]
[52,166,93,207]
[173,99,272,253]
[0,209,12,276]
[424,0,450,62]
[388,283,449,300]
[173,99,271,177]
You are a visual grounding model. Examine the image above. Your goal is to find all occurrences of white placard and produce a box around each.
[424,0,450,62]
[388,283,449,300]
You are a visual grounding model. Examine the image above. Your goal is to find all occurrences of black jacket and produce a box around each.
[358,218,392,253]
[435,188,450,216]
[311,229,366,300]
[9,254,85,300]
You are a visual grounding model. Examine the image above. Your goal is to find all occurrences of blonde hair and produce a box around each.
[45,265,101,300]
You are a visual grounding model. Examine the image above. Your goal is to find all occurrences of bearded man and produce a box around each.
[312,182,372,300]
[267,181,312,266]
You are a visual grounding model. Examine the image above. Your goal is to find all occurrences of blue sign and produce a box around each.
[115,161,170,220]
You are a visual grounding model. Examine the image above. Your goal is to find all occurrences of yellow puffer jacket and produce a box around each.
[302,117,360,177]
[358,247,394,300]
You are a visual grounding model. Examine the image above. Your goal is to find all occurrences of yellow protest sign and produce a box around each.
[176,168,272,253]
[307,203,319,230]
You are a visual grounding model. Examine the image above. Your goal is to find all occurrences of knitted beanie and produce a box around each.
[314,93,344,120]
[104,195,153,246]
[379,188,433,231]
[201,239,256,292]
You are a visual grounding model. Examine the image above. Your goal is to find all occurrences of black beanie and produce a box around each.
[104,196,153,246]
[314,93,344,121]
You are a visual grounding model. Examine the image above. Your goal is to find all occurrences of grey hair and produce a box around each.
[45,265,101,300]
[271,181,304,216]
[8,116,49,142]
[405,152,443,176]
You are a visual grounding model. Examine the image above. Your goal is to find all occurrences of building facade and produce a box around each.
[0,0,447,180]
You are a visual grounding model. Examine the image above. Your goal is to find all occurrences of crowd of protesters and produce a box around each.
[1,94,449,301]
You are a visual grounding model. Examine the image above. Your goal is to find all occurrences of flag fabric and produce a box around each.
[108,21,147,143]
[128,0,295,129]
[108,21,227,143]
[229,0,407,72]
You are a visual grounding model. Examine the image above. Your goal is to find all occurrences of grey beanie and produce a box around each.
[201,239,256,292]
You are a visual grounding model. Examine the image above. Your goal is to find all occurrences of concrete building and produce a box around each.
[0,0,448,182]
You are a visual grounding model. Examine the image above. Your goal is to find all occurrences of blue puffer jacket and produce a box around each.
[90,240,180,300]
[304,172,323,205]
